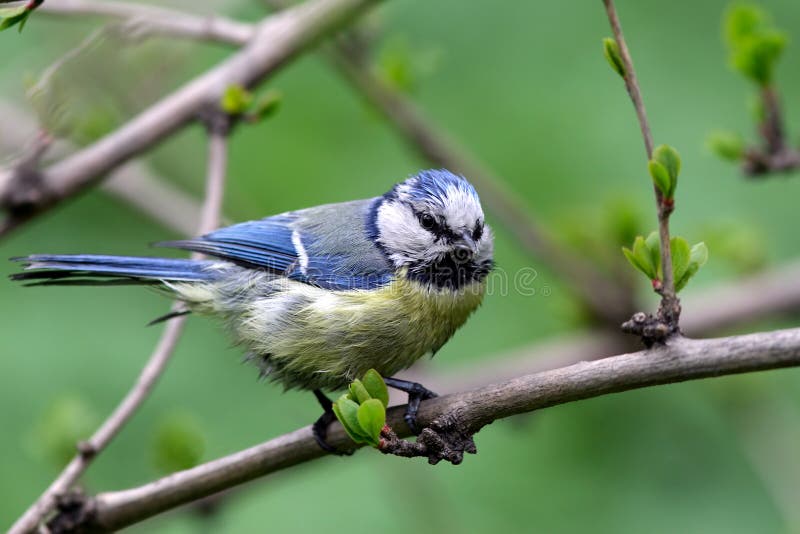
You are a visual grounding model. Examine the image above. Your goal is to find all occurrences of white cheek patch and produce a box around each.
[376,201,441,266]
[442,184,483,232]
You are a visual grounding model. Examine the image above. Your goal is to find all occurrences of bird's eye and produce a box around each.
[473,222,483,241]
[419,213,437,231]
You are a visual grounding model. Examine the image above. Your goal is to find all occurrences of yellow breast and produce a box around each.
[236,270,487,390]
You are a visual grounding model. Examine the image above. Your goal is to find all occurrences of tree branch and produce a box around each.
[8,114,231,534]
[0,0,383,238]
[45,327,800,532]
[603,0,680,340]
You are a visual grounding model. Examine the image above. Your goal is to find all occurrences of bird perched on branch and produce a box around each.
[10,169,494,451]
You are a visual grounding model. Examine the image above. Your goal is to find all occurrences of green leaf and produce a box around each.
[622,235,657,280]
[674,242,708,293]
[357,399,386,446]
[362,369,389,408]
[602,37,626,78]
[690,241,709,268]
[706,130,745,161]
[651,145,681,199]
[221,84,252,115]
[648,160,671,198]
[333,396,369,444]
[252,90,282,120]
[645,231,661,278]
[670,236,691,284]
[349,379,372,404]
[0,3,32,32]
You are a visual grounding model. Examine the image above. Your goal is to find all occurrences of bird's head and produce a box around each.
[370,169,494,288]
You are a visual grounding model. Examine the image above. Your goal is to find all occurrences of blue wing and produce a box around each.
[159,200,393,290]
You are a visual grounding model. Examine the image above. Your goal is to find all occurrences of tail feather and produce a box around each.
[9,254,220,286]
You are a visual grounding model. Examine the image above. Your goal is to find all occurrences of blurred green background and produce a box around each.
[2,0,800,532]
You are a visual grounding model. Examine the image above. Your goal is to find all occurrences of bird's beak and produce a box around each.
[453,231,478,261]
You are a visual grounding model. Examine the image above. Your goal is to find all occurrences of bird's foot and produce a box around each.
[312,389,353,456]
[383,377,438,434]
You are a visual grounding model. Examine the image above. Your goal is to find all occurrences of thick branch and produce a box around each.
[50,327,800,532]
[0,0,383,237]
[8,116,230,534]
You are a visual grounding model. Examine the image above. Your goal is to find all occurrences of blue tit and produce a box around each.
[11,169,494,450]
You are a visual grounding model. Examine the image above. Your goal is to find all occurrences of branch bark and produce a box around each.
[46,327,800,532]
[0,0,383,237]
[8,115,231,534]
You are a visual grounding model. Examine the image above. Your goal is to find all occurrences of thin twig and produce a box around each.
[8,121,230,534]
[44,327,800,532]
[0,0,383,239]
[603,0,679,339]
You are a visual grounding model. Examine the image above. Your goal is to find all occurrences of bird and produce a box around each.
[10,169,494,452]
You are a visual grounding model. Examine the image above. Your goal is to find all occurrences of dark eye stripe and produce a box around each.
[473,220,484,240]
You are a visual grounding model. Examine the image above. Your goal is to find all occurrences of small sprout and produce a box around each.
[221,85,281,123]
[723,3,787,86]
[153,412,205,475]
[622,232,708,293]
[649,144,681,200]
[0,0,42,32]
[333,369,389,448]
[707,130,745,161]
[221,85,253,115]
[251,90,282,121]
[602,37,626,78]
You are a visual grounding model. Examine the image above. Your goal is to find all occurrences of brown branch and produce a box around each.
[0,0,383,238]
[742,85,800,176]
[44,327,800,532]
[603,0,679,341]
[8,115,231,534]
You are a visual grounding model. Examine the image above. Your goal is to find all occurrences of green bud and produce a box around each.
[648,160,671,199]
[252,90,282,120]
[602,37,626,78]
[650,144,681,199]
[221,84,252,115]
[706,130,745,161]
